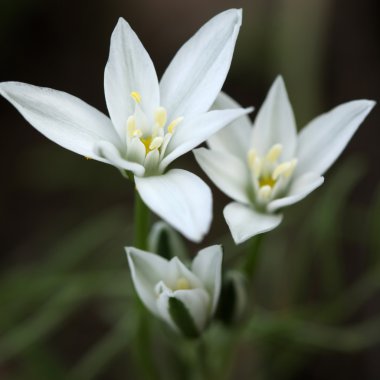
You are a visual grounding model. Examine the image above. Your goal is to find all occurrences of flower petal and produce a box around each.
[224,202,283,244]
[251,76,297,159]
[159,9,242,119]
[135,169,212,242]
[160,107,252,172]
[267,172,324,212]
[104,18,159,137]
[194,147,250,204]
[172,288,210,332]
[94,140,145,176]
[0,81,121,160]
[296,100,375,176]
[192,245,223,315]
[126,247,169,315]
[208,91,253,160]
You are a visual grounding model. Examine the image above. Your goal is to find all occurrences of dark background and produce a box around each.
[0,0,379,379]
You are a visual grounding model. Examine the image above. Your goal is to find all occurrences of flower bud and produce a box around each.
[126,245,222,337]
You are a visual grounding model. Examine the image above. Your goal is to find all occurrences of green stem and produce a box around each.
[133,190,150,250]
[132,190,159,380]
[242,234,264,279]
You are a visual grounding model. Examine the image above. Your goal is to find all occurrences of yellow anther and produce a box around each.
[149,136,164,150]
[130,91,141,104]
[272,161,293,180]
[266,144,283,163]
[284,159,298,177]
[176,277,191,290]
[154,107,167,128]
[247,149,262,177]
[167,117,184,134]
[85,156,92,160]
[258,185,272,200]
[127,116,137,137]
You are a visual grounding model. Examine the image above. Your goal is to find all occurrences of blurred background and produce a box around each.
[0,0,379,379]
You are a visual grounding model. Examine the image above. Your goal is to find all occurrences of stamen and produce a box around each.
[149,136,164,150]
[266,144,283,163]
[132,129,143,138]
[176,277,191,290]
[247,149,261,177]
[167,117,184,134]
[272,161,293,180]
[127,116,137,137]
[154,107,167,128]
[258,185,272,201]
[130,91,141,103]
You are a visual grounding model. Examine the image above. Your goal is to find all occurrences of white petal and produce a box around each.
[194,147,250,204]
[135,169,212,242]
[251,76,297,159]
[166,257,203,289]
[267,172,324,212]
[192,245,223,315]
[172,288,210,332]
[126,247,169,315]
[144,149,160,175]
[94,140,145,176]
[296,100,375,176]
[104,18,159,137]
[160,107,252,172]
[159,9,242,119]
[126,137,146,165]
[224,202,283,244]
[0,82,121,160]
[156,283,178,331]
[208,91,253,160]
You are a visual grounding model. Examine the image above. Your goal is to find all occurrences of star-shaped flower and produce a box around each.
[0,9,250,242]
[194,76,375,244]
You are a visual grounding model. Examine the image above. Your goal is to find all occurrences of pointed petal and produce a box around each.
[160,107,252,172]
[194,147,250,204]
[192,245,223,315]
[126,247,169,315]
[267,172,324,212]
[208,91,253,160]
[135,169,212,242]
[167,257,203,289]
[0,81,121,160]
[94,140,145,176]
[224,202,283,244]
[104,18,159,136]
[296,100,375,176]
[160,9,242,119]
[172,289,210,332]
[251,76,297,159]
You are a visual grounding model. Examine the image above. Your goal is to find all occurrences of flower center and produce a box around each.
[126,91,184,158]
[247,143,297,205]
[175,277,191,290]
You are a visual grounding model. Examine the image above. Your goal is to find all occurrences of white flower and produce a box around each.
[0,9,251,242]
[126,245,222,337]
[194,76,375,244]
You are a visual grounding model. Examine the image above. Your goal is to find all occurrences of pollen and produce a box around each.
[130,91,141,104]
[176,277,191,290]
